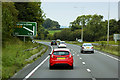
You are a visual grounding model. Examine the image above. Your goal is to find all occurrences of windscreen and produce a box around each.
[52,41,56,43]
[60,42,65,44]
[53,51,69,55]
[83,44,92,46]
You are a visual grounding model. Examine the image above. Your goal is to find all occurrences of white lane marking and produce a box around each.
[23,56,49,80]
[86,69,91,72]
[23,46,53,80]
[92,78,96,80]
[80,57,82,60]
[14,73,17,76]
[73,54,74,56]
[77,54,79,56]
[82,62,86,65]
[96,50,120,61]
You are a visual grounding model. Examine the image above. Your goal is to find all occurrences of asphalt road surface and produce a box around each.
[12,41,120,80]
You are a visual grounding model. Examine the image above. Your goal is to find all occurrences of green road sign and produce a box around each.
[14,22,37,36]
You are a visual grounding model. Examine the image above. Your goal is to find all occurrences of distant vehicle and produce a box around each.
[78,39,83,42]
[49,48,73,69]
[56,39,61,42]
[81,43,94,53]
[51,40,57,45]
[58,41,66,48]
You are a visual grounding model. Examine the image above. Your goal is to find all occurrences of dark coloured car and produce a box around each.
[51,40,57,45]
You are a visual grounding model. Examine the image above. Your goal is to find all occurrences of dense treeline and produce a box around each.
[53,14,120,41]
[2,2,18,42]
[42,18,60,30]
[2,2,49,43]
[2,2,119,42]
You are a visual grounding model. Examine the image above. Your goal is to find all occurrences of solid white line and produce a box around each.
[86,69,91,72]
[96,50,120,61]
[23,46,53,80]
[23,56,49,80]
[82,62,86,65]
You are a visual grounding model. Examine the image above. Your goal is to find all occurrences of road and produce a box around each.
[12,41,119,80]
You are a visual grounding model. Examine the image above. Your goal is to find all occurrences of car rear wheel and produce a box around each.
[70,65,73,69]
[81,50,83,53]
[49,65,53,69]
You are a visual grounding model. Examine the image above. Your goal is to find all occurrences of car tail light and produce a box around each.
[51,54,54,58]
[82,47,84,49]
[69,54,71,58]
[91,47,93,49]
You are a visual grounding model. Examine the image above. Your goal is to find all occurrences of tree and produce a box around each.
[14,2,48,40]
[109,19,119,35]
[2,2,18,42]
[42,18,60,30]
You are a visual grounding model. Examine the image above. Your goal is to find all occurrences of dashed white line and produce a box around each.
[73,54,75,56]
[92,78,96,80]
[86,69,91,72]
[82,62,86,65]
[77,54,79,56]
[80,57,82,60]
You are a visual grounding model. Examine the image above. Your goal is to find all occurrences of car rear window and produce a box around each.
[53,51,69,55]
[60,42,65,44]
[83,44,92,46]
[52,41,56,42]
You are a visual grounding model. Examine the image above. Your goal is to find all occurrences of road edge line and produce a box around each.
[95,50,120,61]
[23,46,53,80]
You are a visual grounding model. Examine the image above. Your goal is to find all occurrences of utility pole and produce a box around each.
[107,0,110,45]
[81,23,83,42]
[81,7,84,42]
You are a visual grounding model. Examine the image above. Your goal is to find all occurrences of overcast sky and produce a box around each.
[41,1,119,27]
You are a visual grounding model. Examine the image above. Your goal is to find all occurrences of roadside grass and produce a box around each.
[35,39,51,42]
[66,41,119,57]
[94,45,119,56]
[2,38,48,80]
[91,41,119,45]
[48,30,61,35]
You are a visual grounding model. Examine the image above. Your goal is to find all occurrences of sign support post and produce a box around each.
[24,36,25,42]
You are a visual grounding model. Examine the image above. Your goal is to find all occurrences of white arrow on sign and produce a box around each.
[23,26,35,35]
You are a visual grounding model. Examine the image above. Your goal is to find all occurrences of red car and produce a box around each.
[49,48,73,69]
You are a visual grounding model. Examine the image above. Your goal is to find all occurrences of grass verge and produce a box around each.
[2,37,48,80]
[48,30,61,35]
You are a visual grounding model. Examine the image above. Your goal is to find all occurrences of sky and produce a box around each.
[41,1,119,27]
